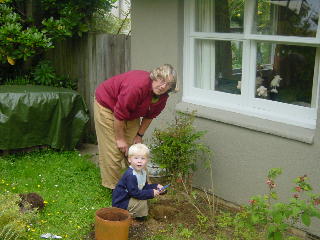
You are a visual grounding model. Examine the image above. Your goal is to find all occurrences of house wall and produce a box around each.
[131,0,320,236]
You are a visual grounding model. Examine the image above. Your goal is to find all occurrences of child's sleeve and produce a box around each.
[126,175,155,200]
[144,183,158,190]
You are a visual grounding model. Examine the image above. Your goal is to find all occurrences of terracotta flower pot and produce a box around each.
[95,207,131,240]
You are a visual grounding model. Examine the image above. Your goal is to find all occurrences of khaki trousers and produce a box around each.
[94,99,140,189]
[128,198,148,218]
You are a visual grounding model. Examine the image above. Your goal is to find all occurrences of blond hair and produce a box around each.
[150,64,178,92]
[128,143,150,158]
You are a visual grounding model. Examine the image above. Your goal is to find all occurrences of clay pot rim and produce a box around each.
[96,207,131,222]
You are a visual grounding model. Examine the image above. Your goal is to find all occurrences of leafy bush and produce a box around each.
[0,192,38,240]
[0,0,115,66]
[150,112,211,181]
[216,169,320,240]
[31,60,77,89]
[32,60,56,86]
[3,60,77,89]
[245,168,320,240]
[0,2,52,65]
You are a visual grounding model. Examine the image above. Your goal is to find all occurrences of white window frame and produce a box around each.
[183,0,320,129]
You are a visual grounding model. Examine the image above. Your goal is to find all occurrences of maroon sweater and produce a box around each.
[95,70,169,120]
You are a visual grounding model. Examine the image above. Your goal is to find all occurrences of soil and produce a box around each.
[19,192,45,212]
[87,185,219,240]
[130,185,221,240]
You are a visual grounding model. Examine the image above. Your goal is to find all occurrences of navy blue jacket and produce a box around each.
[112,168,158,209]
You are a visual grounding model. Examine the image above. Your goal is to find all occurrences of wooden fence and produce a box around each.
[46,33,131,137]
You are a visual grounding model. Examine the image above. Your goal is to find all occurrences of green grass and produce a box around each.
[0,149,111,240]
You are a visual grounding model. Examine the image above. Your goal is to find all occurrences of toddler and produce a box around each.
[112,143,163,219]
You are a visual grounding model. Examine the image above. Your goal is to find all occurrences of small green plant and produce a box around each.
[31,60,77,89]
[178,226,194,239]
[150,112,211,182]
[0,192,38,240]
[32,60,56,86]
[244,168,320,240]
[214,210,262,240]
[3,74,31,85]
[196,214,209,232]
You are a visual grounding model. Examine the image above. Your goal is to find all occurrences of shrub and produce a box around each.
[216,169,320,240]
[3,60,77,89]
[31,60,77,89]
[244,168,320,239]
[150,112,211,182]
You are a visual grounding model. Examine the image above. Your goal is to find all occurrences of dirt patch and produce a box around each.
[128,188,217,240]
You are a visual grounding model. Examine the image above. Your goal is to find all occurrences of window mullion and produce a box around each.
[316,10,320,39]
[244,0,255,37]
[311,48,320,108]
[241,40,255,105]
[183,0,193,98]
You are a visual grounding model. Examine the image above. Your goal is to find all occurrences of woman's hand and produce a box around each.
[133,135,143,144]
[116,139,129,156]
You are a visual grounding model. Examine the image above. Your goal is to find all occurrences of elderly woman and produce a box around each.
[94,64,177,190]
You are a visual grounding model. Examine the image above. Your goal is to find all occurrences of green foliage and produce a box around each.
[214,211,263,240]
[178,226,194,239]
[196,214,210,232]
[3,60,77,89]
[32,60,56,86]
[0,2,52,65]
[0,150,111,239]
[2,74,31,85]
[150,112,211,181]
[214,169,320,240]
[31,60,77,89]
[244,169,320,240]
[0,192,38,240]
[0,0,115,66]
[89,8,130,34]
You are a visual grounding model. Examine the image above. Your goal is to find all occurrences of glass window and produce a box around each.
[185,0,319,128]
[195,0,244,33]
[254,0,320,37]
[195,39,242,94]
[255,43,316,107]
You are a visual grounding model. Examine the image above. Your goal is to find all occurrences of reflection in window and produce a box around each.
[195,0,244,33]
[255,43,316,107]
[195,39,242,94]
[254,0,320,37]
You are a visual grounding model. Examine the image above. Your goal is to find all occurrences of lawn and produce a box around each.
[0,149,111,240]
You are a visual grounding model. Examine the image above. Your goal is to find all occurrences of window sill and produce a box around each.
[176,102,315,144]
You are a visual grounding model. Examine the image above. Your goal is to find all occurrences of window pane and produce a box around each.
[195,0,244,33]
[255,42,316,107]
[254,0,320,37]
[195,39,242,94]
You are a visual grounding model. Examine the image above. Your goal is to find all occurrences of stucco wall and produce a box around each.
[131,0,320,236]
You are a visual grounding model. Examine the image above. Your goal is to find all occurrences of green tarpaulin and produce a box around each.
[0,85,89,150]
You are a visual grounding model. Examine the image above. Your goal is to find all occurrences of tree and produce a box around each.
[0,0,115,66]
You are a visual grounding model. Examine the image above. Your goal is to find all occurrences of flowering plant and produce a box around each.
[244,168,320,240]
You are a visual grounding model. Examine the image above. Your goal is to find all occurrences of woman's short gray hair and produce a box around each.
[150,64,178,92]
